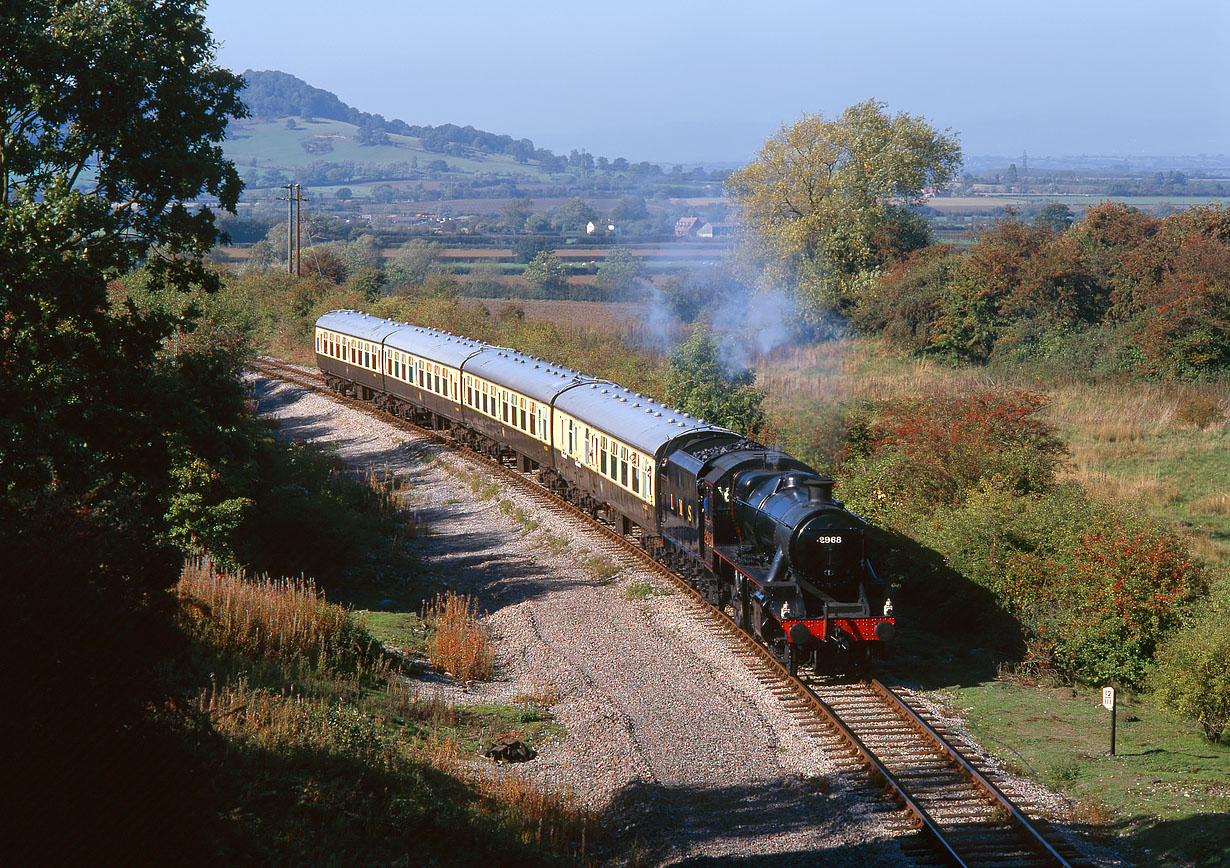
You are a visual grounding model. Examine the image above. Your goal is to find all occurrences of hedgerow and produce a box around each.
[856,204,1230,379]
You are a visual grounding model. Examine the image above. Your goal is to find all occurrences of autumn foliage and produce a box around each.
[857,203,1230,379]
[1001,523,1208,688]
[843,387,1066,508]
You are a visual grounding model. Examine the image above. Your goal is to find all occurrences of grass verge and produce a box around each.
[919,661,1229,868]
[176,560,591,865]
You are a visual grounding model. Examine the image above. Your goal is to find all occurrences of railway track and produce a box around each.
[249,357,1095,868]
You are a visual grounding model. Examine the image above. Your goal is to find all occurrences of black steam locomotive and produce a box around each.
[315,310,893,674]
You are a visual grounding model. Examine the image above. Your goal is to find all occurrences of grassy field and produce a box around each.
[927,194,1230,217]
[225,117,550,178]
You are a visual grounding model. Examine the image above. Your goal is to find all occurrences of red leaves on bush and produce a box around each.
[1001,522,1208,688]
[848,387,1065,506]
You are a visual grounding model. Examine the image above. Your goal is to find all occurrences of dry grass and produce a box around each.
[177,557,383,672]
[1068,468,1182,509]
[1190,493,1230,516]
[416,729,591,855]
[197,675,385,756]
[385,679,459,727]
[200,676,592,855]
[422,591,495,683]
[512,681,560,709]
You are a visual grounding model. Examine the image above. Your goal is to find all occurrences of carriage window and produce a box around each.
[600,437,608,476]
[502,394,509,422]
[632,466,641,495]
[482,384,489,414]
[529,407,536,435]
[621,458,628,487]
[520,398,527,431]
[568,420,575,455]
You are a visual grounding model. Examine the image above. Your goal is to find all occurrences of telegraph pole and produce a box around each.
[286,183,294,274]
[282,183,308,275]
[295,184,302,276]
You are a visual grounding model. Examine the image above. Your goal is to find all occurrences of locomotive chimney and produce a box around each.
[804,479,834,503]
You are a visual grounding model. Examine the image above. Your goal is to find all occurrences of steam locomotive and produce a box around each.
[315,310,893,674]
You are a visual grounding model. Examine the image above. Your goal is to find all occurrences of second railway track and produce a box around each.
[250,356,1098,868]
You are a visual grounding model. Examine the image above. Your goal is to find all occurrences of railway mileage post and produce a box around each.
[1103,687,1116,756]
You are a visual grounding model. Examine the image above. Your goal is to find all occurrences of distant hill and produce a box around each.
[240,70,549,165]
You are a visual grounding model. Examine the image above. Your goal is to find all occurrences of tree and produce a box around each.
[726,100,962,311]
[334,186,353,200]
[500,195,532,233]
[594,247,647,298]
[664,330,767,436]
[304,247,349,283]
[552,197,597,232]
[612,196,649,222]
[513,234,554,264]
[1,1,247,860]
[1033,202,1074,233]
[387,238,444,286]
[522,250,570,296]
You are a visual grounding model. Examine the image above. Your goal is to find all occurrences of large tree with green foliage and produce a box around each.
[664,329,767,436]
[1,2,247,861]
[726,100,961,313]
[522,249,569,296]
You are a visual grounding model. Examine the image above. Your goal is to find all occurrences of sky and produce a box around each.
[202,0,1230,166]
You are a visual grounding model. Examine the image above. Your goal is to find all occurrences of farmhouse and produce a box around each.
[674,216,703,237]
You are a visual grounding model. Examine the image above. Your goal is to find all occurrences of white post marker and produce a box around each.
[1103,686,1116,756]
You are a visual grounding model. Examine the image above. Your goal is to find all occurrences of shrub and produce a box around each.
[1151,587,1230,742]
[422,592,494,682]
[1173,393,1224,429]
[664,328,767,436]
[841,388,1066,510]
[999,521,1208,688]
[177,558,385,673]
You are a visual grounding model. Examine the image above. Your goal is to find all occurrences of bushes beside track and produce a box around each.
[833,388,1211,692]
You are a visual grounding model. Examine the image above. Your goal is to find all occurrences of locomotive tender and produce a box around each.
[315,310,894,673]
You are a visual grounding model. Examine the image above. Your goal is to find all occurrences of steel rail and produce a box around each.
[870,679,1075,867]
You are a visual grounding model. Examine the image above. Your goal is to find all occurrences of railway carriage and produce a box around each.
[460,347,587,471]
[316,311,396,400]
[313,310,894,675]
[381,324,474,427]
[552,380,722,535]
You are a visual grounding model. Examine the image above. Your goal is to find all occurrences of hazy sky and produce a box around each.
[203,0,1230,165]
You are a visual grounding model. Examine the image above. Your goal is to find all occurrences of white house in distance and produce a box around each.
[675,216,720,238]
[586,220,622,236]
